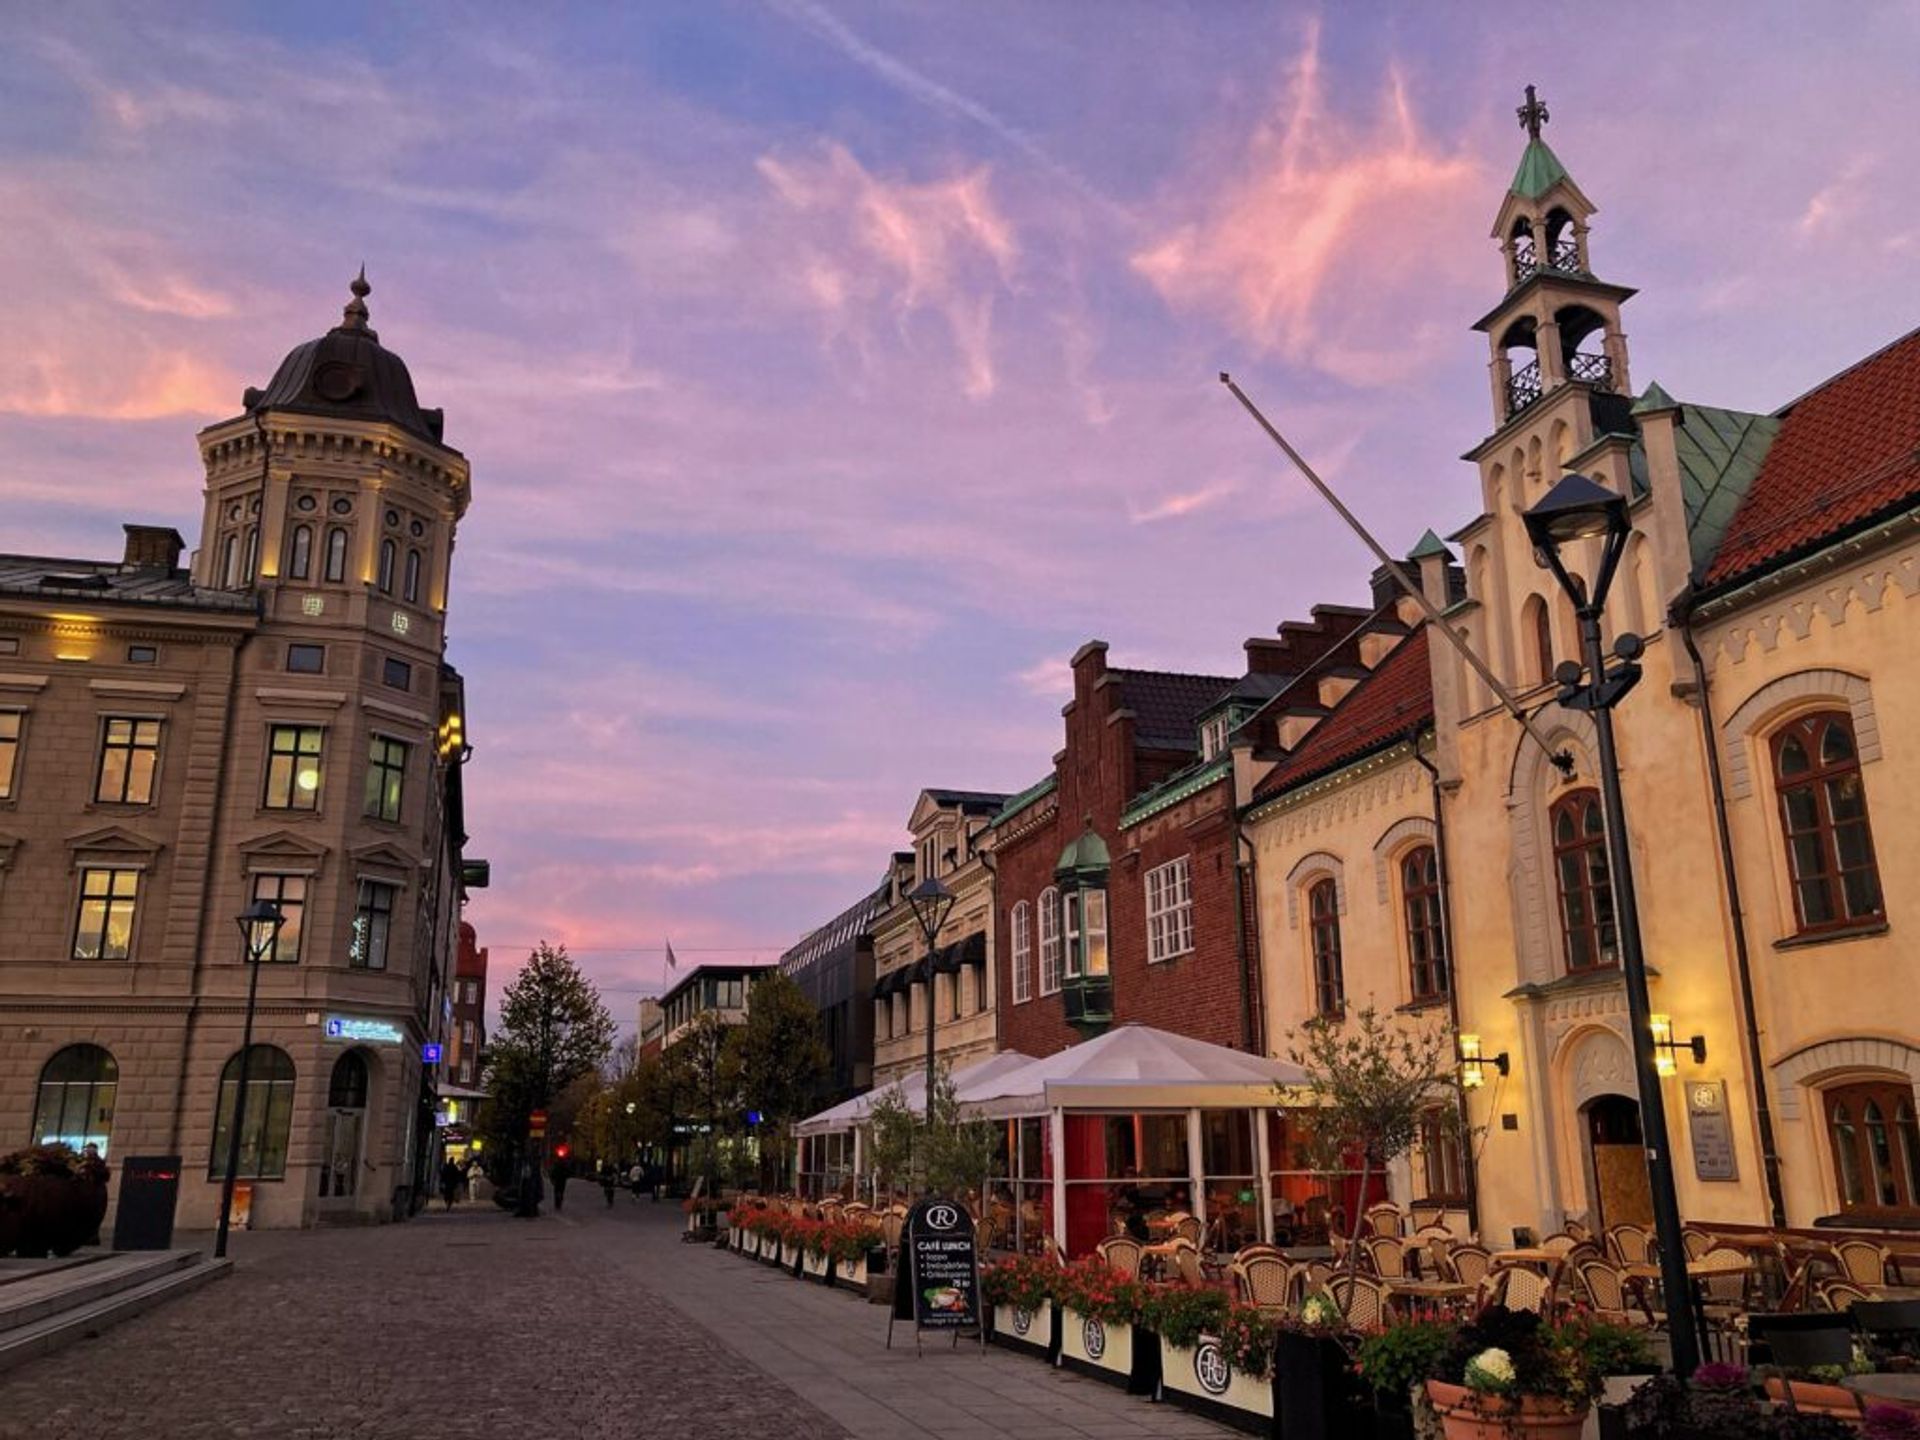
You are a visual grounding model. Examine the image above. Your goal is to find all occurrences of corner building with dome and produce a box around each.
[0,275,484,1229]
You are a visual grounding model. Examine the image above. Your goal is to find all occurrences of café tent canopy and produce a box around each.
[793,1049,1037,1138]
[963,1023,1309,1119]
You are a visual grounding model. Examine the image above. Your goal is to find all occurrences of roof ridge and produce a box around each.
[1772,321,1920,418]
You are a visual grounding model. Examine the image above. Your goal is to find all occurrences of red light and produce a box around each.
[554,1144,570,1159]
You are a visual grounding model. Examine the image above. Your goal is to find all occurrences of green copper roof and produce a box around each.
[1671,401,1780,570]
[1631,380,1679,415]
[1510,138,1571,200]
[989,773,1056,828]
[1408,528,1451,560]
[1118,754,1231,830]
[1055,826,1111,879]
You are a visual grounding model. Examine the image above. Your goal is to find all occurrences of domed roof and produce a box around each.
[240,270,449,446]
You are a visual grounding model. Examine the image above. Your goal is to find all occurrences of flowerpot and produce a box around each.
[1059,1308,1135,1387]
[1762,1377,1863,1419]
[1426,1382,1589,1440]
[803,1250,832,1281]
[1277,1331,1366,1440]
[1160,1337,1276,1436]
[837,1255,869,1291]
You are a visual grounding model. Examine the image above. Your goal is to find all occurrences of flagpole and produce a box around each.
[1219,372,1573,777]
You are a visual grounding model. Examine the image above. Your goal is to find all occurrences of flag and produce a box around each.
[664,939,677,973]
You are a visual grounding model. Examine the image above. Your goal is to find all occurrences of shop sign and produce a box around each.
[422,1043,443,1064]
[324,1014,405,1045]
[889,1198,983,1352]
[1686,1079,1738,1181]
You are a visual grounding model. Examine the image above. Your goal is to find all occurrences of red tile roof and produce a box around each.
[1252,628,1432,802]
[1703,325,1920,590]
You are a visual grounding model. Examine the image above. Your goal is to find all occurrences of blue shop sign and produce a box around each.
[324,1015,405,1045]
[422,1043,444,1064]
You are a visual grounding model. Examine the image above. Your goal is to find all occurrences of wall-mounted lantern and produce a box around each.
[1458,1033,1510,1090]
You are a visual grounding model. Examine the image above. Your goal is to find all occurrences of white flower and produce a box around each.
[1300,1295,1338,1327]
[1465,1347,1515,1393]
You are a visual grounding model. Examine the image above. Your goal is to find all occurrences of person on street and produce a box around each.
[439,1158,463,1210]
[549,1155,570,1211]
[628,1160,644,1202]
[600,1164,617,1207]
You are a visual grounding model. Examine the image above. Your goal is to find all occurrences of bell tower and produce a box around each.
[1474,87,1636,449]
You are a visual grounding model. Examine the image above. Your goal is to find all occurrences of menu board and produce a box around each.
[1686,1080,1738,1182]
[905,1199,980,1331]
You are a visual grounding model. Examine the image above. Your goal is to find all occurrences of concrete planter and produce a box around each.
[1159,1338,1275,1436]
[802,1249,832,1280]
[990,1301,1055,1363]
[1058,1307,1134,1387]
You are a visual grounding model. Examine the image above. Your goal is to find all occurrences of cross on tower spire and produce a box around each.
[1517,84,1550,142]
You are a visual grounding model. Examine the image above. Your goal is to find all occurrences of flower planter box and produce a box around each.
[991,1301,1057,1363]
[1059,1308,1149,1392]
[836,1254,869,1291]
[1426,1381,1588,1440]
[1275,1331,1370,1440]
[802,1249,832,1281]
[1159,1337,1276,1436]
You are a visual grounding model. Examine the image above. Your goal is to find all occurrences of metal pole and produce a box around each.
[924,941,938,1127]
[1578,607,1700,1375]
[213,944,264,1260]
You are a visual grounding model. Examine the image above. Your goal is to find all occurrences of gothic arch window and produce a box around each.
[1525,594,1554,686]
[222,533,241,588]
[33,1044,117,1156]
[1308,878,1344,1017]
[1772,711,1884,933]
[1401,846,1447,1002]
[1551,790,1617,972]
[209,1044,296,1180]
[1825,1080,1920,1214]
[288,525,313,581]
[402,548,422,605]
[377,539,396,595]
[242,526,259,585]
[323,528,348,583]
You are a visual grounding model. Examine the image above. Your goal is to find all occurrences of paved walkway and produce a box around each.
[0,1196,1231,1440]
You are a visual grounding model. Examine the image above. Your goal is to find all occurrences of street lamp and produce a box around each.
[1524,473,1700,1375]
[214,899,286,1260]
[905,875,957,1125]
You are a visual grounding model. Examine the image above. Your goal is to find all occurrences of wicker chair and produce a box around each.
[1365,1202,1406,1239]
[1680,1227,1714,1261]
[1232,1254,1293,1316]
[1096,1235,1144,1279]
[1819,1278,1872,1312]
[1577,1258,1660,1328]
[976,1217,998,1255]
[1445,1243,1493,1288]
[1540,1232,1580,1257]
[1329,1274,1391,1331]
[1831,1240,1892,1288]
[1365,1235,1410,1279]
[1411,1204,1446,1231]
[1606,1224,1653,1267]
[1564,1219,1593,1244]
[1164,1237,1207,1287]
[1290,1261,1335,1307]
[1167,1212,1204,1247]
[1490,1264,1556,1315]
[881,1212,906,1249]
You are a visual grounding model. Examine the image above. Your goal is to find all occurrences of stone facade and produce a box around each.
[0,275,478,1228]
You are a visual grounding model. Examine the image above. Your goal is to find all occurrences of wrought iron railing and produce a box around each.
[1513,249,1540,284]
[1550,237,1582,271]
[1569,351,1614,391]
[1511,239,1583,287]
[1506,359,1544,417]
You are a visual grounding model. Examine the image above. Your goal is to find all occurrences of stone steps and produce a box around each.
[0,1251,230,1374]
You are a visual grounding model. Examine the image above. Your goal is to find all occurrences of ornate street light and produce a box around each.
[1523,473,1700,1375]
[214,899,286,1260]
[905,876,957,1125]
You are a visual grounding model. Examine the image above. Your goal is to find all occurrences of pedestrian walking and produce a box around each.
[627,1160,644,1202]
[549,1155,570,1212]
[600,1165,617,1208]
[439,1158,463,1210]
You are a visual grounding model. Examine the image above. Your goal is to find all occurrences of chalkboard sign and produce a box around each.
[112,1155,182,1251]
[1686,1080,1738,1182]
[887,1198,983,1353]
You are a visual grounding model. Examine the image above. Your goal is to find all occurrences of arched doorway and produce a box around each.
[1584,1095,1652,1230]
[321,1051,370,1200]
[34,1045,118,1157]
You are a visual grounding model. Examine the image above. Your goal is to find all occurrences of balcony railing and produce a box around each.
[1506,358,1544,417]
[1569,350,1615,391]
[1551,237,1582,271]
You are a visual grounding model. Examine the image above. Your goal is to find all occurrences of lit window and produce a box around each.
[263,725,324,811]
[1010,901,1031,1004]
[1037,886,1061,995]
[73,868,140,960]
[350,879,396,970]
[1773,711,1884,933]
[364,736,407,823]
[250,873,307,963]
[1061,890,1081,980]
[209,1045,295,1180]
[1145,856,1194,963]
[33,1044,117,1157]
[95,717,161,805]
[0,711,20,798]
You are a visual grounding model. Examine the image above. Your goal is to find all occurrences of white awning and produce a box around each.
[963,1024,1309,1119]
[793,1050,1037,1136]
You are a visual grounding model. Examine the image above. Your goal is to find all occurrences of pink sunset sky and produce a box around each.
[3,5,1916,1018]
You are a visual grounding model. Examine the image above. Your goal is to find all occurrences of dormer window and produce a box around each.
[1200,714,1230,760]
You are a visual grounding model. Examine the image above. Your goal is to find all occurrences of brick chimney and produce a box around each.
[122,525,185,572]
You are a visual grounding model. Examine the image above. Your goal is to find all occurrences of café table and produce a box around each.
[1387,1278,1475,1312]
[1491,1247,1563,1271]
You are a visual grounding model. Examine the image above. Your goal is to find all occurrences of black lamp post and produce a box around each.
[1524,474,1699,1376]
[214,899,286,1260]
[905,876,957,1127]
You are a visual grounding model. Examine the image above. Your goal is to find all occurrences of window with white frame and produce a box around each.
[1200,714,1230,760]
[1061,891,1082,980]
[1010,901,1032,1003]
[1146,856,1194,962]
[1037,886,1061,995]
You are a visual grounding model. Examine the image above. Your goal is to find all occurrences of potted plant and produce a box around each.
[1602,1363,1866,1440]
[827,1218,882,1291]
[1425,1306,1652,1440]
[1151,1286,1279,1433]
[0,1145,109,1258]
[801,1218,834,1281]
[1055,1257,1150,1390]
[1357,1315,1457,1440]
[983,1253,1061,1362]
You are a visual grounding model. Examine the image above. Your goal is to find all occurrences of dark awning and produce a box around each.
[931,932,987,974]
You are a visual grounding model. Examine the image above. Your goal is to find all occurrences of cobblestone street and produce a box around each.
[0,1201,1231,1440]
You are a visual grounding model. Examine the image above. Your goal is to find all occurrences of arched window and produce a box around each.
[1498,315,1542,418]
[402,548,422,605]
[1551,790,1617,971]
[288,524,312,580]
[1555,304,1613,391]
[33,1044,118,1156]
[1525,595,1554,686]
[1826,1081,1920,1213]
[209,1044,296,1180]
[1308,878,1344,1017]
[321,1050,368,1198]
[1010,900,1032,1004]
[1772,711,1884,933]
[242,526,259,585]
[1037,886,1061,996]
[377,539,396,594]
[323,528,348,583]
[328,1050,368,1108]
[1402,846,1447,1001]
[222,534,241,588]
